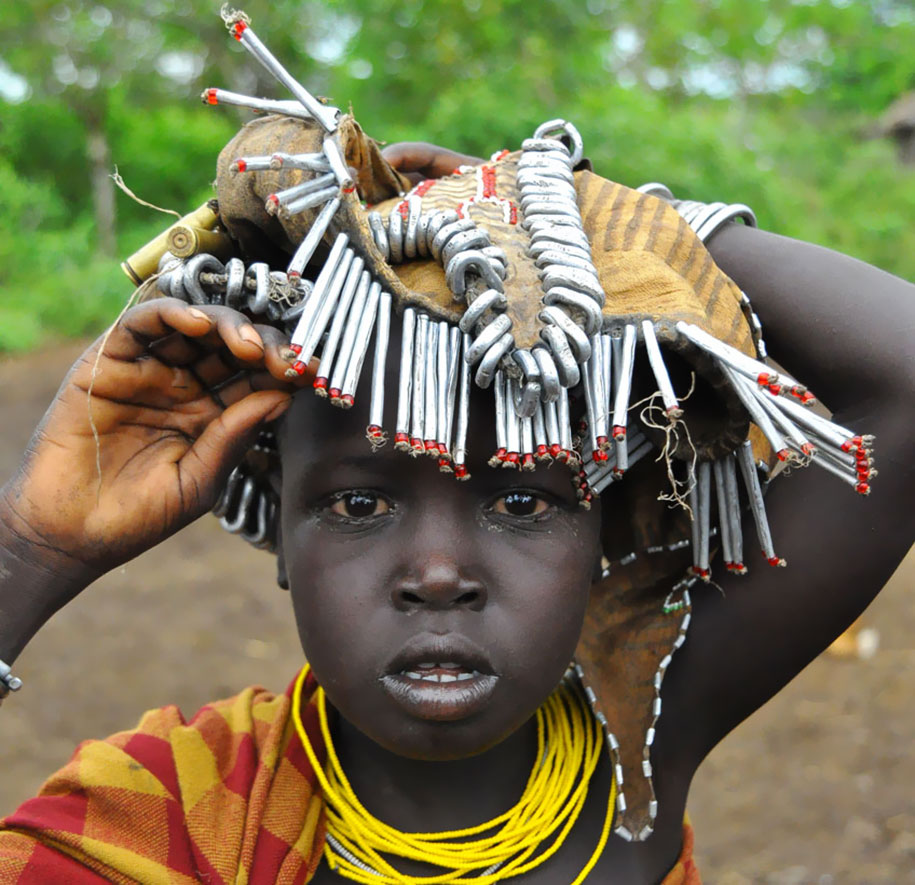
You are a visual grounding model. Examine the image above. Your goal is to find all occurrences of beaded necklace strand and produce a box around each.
[292,664,616,884]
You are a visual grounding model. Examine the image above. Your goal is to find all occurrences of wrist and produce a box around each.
[0,489,97,663]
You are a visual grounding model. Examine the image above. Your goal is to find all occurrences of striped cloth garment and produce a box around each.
[0,674,699,883]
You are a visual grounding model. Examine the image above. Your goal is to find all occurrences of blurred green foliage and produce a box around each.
[1,0,913,352]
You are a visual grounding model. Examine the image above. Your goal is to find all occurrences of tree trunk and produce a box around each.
[86,126,117,257]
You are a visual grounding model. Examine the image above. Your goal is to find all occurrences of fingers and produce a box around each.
[382,141,485,180]
[180,390,292,494]
[102,298,216,361]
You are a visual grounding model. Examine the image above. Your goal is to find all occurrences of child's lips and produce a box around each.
[379,671,499,721]
[380,633,500,720]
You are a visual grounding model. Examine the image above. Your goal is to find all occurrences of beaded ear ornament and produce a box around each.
[124,7,876,841]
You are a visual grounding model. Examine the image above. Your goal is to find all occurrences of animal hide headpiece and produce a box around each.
[125,8,874,842]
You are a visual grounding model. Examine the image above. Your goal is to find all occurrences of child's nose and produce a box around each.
[391,555,487,612]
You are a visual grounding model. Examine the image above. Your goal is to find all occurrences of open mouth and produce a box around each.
[379,635,500,721]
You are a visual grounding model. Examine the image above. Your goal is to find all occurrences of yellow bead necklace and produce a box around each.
[292,664,616,884]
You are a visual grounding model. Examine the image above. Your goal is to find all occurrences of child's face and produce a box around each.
[276,375,601,762]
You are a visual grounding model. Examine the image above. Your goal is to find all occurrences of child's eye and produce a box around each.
[491,491,550,517]
[329,491,391,519]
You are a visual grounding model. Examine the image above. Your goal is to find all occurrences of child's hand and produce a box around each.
[0,297,308,586]
[382,142,485,185]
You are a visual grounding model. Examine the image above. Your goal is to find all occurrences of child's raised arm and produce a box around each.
[666,224,915,760]
[0,299,305,668]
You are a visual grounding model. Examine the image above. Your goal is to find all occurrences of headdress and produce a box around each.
[124,8,875,841]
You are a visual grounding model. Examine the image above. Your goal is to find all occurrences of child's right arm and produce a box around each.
[0,298,305,668]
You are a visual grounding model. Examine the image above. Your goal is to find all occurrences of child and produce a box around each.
[0,17,912,885]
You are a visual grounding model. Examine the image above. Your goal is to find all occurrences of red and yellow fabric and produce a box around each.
[0,676,699,883]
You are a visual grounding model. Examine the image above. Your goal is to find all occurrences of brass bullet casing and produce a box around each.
[120,202,225,285]
[166,224,235,261]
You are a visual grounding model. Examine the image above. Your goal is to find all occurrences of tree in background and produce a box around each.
[1,0,913,350]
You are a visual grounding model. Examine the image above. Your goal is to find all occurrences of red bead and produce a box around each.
[233,21,247,39]
[399,201,409,220]
[799,391,816,404]
[292,361,307,375]
[757,372,771,386]
[206,89,219,105]
[612,425,626,441]
[509,204,518,225]
[454,464,469,480]
[367,425,382,438]
[766,556,785,567]
[341,394,354,407]
[536,444,548,457]
[856,482,871,495]
[290,344,302,355]
[549,444,562,458]
[596,435,608,449]
[801,443,816,456]
[506,452,520,465]
[342,186,356,194]
[438,457,452,472]
[328,388,341,400]
[768,384,782,396]
[313,377,327,390]
[424,439,436,452]
[395,432,409,444]
[414,179,436,197]
[776,449,789,461]
[522,454,535,469]
[235,159,247,172]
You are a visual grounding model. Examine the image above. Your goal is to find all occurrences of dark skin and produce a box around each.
[0,143,912,883]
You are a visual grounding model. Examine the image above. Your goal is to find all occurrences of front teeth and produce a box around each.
[402,669,481,683]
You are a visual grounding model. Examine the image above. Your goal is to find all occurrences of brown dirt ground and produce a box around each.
[1,342,912,884]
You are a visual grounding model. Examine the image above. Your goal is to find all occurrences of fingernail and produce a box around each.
[187,308,212,322]
[265,396,292,422]
[239,324,264,350]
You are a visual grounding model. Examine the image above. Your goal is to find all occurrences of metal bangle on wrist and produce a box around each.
[0,659,23,705]
[636,182,757,244]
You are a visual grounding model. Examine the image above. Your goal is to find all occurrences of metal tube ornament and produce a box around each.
[312,255,364,393]
[328,270,370,404]
[394,308,416,450]
[223,13,340,133]
[411,314,428,454]
[367,291,392,446]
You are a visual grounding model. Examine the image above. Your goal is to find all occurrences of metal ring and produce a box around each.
[533,118,584,166]
[415,210,432,258]
[423,209,459,255]
[534,249,595,273]
[220,475,257,533]
[404,197,421,260]
[539,323,580,387]
[212,465,244,519]
[465,313,513,365]
[540,265,604,303]
[169,262,189,301]
[441,228,491,267]
[529,226,591,250]
[543,286,603,335]
[246,262,271,316]
[445,250,505,298]
[388,205,404,263]
[541,305,591,362]
[512,348,541,385]
[474,331,514,389]
[521,137,571,155]
[241,487,270,545]
[367,211,390,260]
[224,257,246,309]
[459,288,507,333]
[532,346,561,401]
[431,218,475,264]
[512,380,542,418]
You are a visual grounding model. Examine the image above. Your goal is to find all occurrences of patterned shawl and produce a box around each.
[0,674,699,883]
